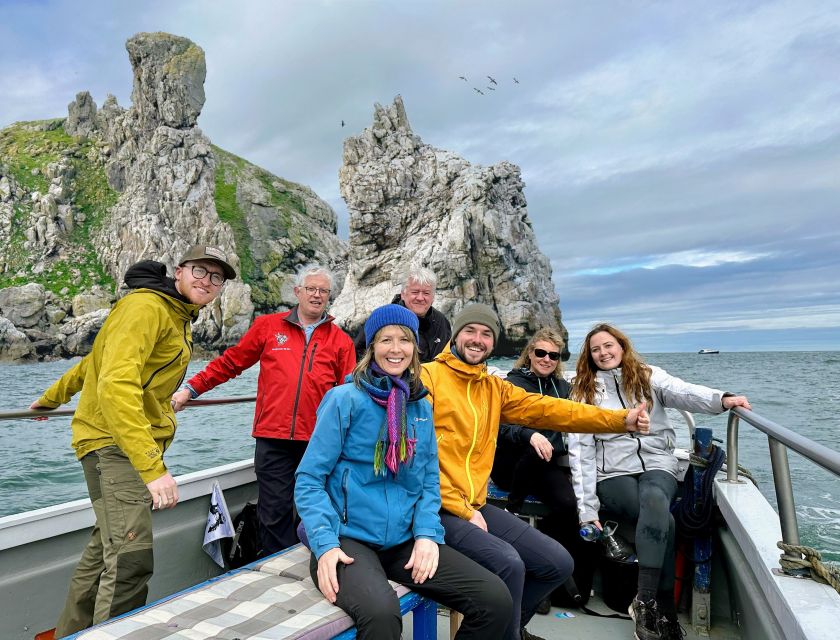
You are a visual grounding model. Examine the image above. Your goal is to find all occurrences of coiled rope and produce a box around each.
[777,542,840,594]
[689,452,758,486]
[672,444,727,536]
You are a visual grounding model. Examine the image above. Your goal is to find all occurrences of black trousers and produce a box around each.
[254,437,308,556]
[492,447,597,605]
[441,503,572,640]
[597,470,678,591]
[309,537,512,640]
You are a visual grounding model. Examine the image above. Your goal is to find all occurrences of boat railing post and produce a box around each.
[768,437,802,553]
[724,411,744,484]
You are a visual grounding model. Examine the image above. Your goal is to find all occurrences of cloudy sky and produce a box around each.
[2,0,838,352]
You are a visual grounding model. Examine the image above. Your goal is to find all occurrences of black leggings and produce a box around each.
[310,537,512,640]
[596,470,678,591]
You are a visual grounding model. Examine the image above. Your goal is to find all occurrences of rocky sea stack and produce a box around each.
[332,96,568,357]
[0,32,344,362]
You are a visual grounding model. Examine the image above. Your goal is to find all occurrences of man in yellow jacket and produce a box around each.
[421,304,649,640]
[31,245,236,638]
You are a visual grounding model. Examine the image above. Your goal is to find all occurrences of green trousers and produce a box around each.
[55,446,154,638]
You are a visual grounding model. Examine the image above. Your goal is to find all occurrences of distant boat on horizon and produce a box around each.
[698,348,720,354]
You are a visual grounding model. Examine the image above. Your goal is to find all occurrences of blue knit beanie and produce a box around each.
[364,304,420,347]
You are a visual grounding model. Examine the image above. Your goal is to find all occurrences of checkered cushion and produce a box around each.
[72,544,409,640]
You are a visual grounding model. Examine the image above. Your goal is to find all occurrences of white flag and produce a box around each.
[203,481,235,567]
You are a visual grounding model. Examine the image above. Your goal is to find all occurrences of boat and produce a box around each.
[698,349,720,354]
[1,400,839,640]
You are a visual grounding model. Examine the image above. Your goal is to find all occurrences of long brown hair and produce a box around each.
[571,323,652,407]
[512,327,565,378]
[352,325,424,395]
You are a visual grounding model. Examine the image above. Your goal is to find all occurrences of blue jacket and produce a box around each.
[294,375,445,559]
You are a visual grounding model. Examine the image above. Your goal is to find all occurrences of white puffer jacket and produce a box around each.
[568,366,726,524]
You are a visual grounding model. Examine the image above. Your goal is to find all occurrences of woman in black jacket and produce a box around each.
[491,327,595,608]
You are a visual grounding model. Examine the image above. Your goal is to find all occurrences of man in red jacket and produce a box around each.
[171,264,356,555]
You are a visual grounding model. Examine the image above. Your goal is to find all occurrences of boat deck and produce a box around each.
[421,596,742,640]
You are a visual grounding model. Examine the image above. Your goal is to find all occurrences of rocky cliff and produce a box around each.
[1,35,569,364]
[331,96,568,357]
[0,32,345,362]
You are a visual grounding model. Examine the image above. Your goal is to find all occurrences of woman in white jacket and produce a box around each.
[568,324,750,640]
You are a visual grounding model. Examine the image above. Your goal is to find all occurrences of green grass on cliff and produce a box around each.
[0,120,117,297]
[0,120,71,192]
[213,156,256,284]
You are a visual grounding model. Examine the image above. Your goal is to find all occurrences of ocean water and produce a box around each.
[1,352,838,561]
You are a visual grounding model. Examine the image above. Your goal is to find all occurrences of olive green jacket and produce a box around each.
[38,288,202,483]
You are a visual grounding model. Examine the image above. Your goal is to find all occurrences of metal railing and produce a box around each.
[0,395,257,422]
[723,406,840,561]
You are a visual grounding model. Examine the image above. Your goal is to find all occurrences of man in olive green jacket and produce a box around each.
[31,245,236,638]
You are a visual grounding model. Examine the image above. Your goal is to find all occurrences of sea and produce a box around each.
[1,351,838,561]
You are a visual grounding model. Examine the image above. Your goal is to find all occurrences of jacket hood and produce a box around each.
[123,260,201,320]
[433,343,489,381]
[124,260,190,303]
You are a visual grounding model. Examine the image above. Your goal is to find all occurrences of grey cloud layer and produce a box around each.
[1,0,837,350]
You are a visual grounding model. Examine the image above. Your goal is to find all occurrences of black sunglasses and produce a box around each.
[533,348,561,361]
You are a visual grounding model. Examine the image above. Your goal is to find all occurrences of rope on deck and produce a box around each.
[777,541,840,594]
[689,452,758,486]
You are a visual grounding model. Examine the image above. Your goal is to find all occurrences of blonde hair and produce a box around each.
[352,325,424,395]
[571,323,653,407]
[512,327,566,377]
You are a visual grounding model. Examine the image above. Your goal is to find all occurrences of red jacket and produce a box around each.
[188,308,356,440]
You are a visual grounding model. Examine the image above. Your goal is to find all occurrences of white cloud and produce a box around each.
[573,250,771,276]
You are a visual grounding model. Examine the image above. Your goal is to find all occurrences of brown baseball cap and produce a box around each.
[178,245,237,281]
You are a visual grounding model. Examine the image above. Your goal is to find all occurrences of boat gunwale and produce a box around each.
[0,458,256,551]
[714,474,840,640]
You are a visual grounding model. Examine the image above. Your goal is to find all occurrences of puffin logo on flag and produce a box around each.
[203,481,235,567]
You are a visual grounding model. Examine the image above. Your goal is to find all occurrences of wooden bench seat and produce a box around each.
[66,544,436,640]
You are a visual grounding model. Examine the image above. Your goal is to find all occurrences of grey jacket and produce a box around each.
[568,365,727,523]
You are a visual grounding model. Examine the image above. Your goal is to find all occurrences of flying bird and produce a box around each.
[459,75,468,82]
[341,120,345,127]
[473,87,484,95]
[513,77,520,84]
[486,86,496,91]
[487,75,497,85]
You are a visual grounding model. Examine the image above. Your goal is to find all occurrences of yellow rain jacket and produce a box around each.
[421,346,629,520]
[37,288,201,483]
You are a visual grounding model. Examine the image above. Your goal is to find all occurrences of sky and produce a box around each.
[1,0,838,353]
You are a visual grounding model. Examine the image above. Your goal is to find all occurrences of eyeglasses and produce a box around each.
[189,265,225,286]
[533,348,561,361]
[303,286,331,296]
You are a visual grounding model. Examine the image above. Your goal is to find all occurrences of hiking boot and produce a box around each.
[658,615,687,640]
[535,596,551,615]
[628,597,660,640]
[521,628,547,640]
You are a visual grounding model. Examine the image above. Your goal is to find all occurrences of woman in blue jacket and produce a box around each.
[295,304,512,640]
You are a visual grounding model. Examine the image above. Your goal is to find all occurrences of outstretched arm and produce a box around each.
[32,355,91,409]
